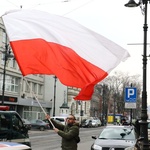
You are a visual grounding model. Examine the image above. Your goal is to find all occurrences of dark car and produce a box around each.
[22,119,32,130]
[81,119,92,128]
[43,118,61,129]
[91,125,137,150]
[30,119,50,131]
[0,111,31,147]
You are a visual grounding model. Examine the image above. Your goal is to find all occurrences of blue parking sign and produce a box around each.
[124,87,137,103]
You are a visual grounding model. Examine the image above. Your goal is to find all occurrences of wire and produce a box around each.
[5,0,96,16]
[5,0,20,8]
[62,0,95,16]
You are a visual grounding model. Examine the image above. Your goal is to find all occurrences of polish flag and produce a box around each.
[0,142,30,150]
[2,10,129,100]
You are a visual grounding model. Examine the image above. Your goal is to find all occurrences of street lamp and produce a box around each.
[2,44,13,105]
[125,0,149,149]
[101,84,108,126]
[53,76,57,116]
[113,93,116,124]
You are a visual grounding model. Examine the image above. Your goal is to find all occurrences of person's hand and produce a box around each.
[45,114,50,120]
[54,128,59,133]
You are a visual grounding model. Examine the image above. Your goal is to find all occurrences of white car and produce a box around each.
[51,116,67,125]
[0,142,31,150]
[91,120,98,127]
[91,125,137,150]
[96,119,102,126]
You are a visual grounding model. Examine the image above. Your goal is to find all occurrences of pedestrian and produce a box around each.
[45,114,80,150]
[117,118,120,125]
[121,119,129,126]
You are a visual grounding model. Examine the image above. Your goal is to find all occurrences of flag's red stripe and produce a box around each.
[10,39,108,100]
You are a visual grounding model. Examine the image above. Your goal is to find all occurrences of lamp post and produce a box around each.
[2,44,13,105]
[125,1,149,149]
[53,76,57,116]
[102,85,106,126]
[113,94,116,124]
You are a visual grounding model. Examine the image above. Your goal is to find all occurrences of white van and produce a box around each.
[51,116,67,125]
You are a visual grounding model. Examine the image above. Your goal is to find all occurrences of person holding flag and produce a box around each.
[46,114,80,150]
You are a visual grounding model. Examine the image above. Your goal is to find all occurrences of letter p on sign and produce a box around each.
[127,89,134,98]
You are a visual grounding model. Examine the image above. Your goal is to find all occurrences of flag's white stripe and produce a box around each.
[2,9,129,73]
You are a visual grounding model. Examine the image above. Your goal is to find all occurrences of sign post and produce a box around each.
[124,87,137,123]
[124,87,137,109]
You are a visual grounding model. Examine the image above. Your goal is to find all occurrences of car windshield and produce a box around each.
[99,127,135,140]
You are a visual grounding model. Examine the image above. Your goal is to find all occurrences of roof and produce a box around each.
[106,125,134,129]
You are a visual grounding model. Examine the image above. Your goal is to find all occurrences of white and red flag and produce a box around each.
[0,142,30,150]
[2,10,129,100]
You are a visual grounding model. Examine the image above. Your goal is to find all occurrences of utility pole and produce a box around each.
[53,76,57,116]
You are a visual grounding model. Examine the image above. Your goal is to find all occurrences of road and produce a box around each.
[28,127,104,150]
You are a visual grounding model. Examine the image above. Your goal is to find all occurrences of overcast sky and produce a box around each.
[1,0,150,104]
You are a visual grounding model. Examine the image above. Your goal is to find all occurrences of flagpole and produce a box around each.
[23,77,55,129]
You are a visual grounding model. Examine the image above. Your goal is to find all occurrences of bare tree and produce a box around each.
[92,71,142,121]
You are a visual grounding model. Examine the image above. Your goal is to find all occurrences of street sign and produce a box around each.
[124,87,137,109]
[124,87,137,103]
[125,103,136,109]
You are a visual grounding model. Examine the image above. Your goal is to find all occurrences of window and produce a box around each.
[25,81,30,92]
[32,83,37,94]
[1,53,4,66]
[0,74,3,91]
[76,101,79,113]
[38,84,43,95]
[9,58,16,68]
[12,114,23,129]
[2,31,6,43]
[0,114,11,130]
[84,102,87,114]
[0,74,19,93]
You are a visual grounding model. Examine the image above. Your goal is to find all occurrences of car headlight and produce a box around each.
[125,146,134,150]
[92,144,102,150]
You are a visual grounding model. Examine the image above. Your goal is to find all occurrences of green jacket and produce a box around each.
[50,119,79,150]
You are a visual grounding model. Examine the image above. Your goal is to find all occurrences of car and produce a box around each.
[95,119,102,127]
[43,118,62,129]
[91,125,137,150]
[92,117,102,126]
[22,119,32,130]
[43,116,67,129]
[91,120,98,127]
[0,108,31,147]
[0,142,31,150]
[30,119,50,131]
[81,119,92,128]
[51,116,67,125]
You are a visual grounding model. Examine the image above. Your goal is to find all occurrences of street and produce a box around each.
[28,127,104,150]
